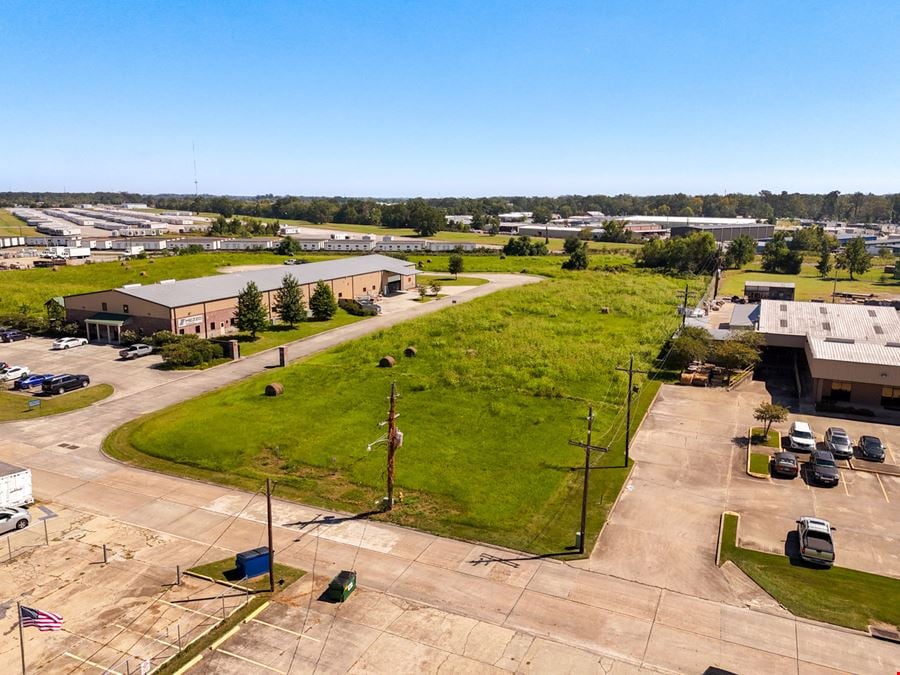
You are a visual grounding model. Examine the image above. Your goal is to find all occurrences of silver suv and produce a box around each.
[788,421,816,452]
[824,427,853,459]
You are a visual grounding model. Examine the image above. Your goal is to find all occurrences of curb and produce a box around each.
[182,569,253,593]
[745,427,772,479]
[716,510,741,566]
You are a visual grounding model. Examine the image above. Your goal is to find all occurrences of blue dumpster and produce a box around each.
[235,546,270,579]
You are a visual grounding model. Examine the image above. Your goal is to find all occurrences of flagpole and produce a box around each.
[17,602,26,675]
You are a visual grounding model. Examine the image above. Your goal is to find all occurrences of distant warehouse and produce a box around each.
[63,254,418,343]
[670,221,774,243]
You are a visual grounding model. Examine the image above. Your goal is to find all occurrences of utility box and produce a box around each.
[0,462,33,508]
[235,546,270,579]
[325,570,357,602]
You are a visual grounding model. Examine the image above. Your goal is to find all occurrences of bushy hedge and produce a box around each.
[338,298,378,316]
[153,332,224,367]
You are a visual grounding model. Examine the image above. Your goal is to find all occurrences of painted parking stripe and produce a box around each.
[63,652,122,674]
[251,618,321,641]
[875,474,890,503]
[216,647,286,673]
[159,599,220,619]
[840,471,849,496]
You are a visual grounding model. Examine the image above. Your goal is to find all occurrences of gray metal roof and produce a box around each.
[113,255,417,308]
[729,303,760,328]
[758,300,900,342]
[744,281,795,289]
[807,337,900,366]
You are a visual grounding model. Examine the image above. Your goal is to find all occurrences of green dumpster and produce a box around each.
[325,570,357,602]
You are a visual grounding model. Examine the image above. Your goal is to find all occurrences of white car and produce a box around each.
[788,421,816,452]
[0,366,31,382]
[51,337,88,350]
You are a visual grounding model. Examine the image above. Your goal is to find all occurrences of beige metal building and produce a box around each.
[63,255,417,343]
[758,300,900,407]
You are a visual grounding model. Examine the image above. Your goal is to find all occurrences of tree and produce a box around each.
[417,284,429,300]
[273,273,306,327]
[599,219,628,243]
[816,239,833,278]
[502,235,548,256]
[753,402,789,436]
[448,253,464,279]
[710,340,760,372]
[235,281,269,338]
[429,279,442,295]
[760,236,803,274]
[407,200,444,236]
[531,205,553,224]
[310,280,337,320]
[668,327,713,369]
[561,237,589,270]
[276,236,301,256]
[724,235,755,269]
[835,236,872,280]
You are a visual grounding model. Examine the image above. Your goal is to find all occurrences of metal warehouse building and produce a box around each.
[757,300,900,408]
[670,221,774,242]
[63,255,418,343]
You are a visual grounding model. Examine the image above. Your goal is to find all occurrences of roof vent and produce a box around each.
[874,325,884,335]
[780,304,788,312]
[821,322,831,331]
[819,306,827,314]
[780,319,788,328]
[868,310,877,317]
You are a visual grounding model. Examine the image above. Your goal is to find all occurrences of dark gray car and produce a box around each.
[810,450,840,486]
[824,427,853,459]
[858,436,886,462]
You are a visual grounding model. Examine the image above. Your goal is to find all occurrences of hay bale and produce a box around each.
[265,382,284,396]
[679,372,694,386]
[378,355,396,368]
[404,346,417,357]
[140,271,147,277]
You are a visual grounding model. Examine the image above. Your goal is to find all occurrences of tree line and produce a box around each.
[4,190,900,225]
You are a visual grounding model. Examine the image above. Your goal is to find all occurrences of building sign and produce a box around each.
[177,315,203,328]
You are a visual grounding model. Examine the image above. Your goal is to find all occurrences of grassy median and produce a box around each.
[719,513,900,630]
[0,384,114,421]
[106,266,694,554]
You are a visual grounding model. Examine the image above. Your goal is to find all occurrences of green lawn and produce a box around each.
[750,427,780,448]
[0,384,113,421]
[720,261,900,301]
[418,275,490,286]
[719,513,900,630]
[748,452,771,474]
[409,253,634,277]
[106,268,700,554]
[232,312,368,356]
[0,210,35,236]
[188,558,304,592]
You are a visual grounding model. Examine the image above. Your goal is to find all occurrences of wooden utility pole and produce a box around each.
[385,382,400,511]
[568,406,607,554]
[266,478,274,592]
[616,356,648,468]
[680,285,699,327]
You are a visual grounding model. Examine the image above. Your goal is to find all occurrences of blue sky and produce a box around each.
[1,1,898,196]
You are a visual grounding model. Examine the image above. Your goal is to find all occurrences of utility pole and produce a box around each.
[385,382,400,510]
[266,478,274,592]
[568,406,607,554]
[680,284,699,327]
[616,356,648,468]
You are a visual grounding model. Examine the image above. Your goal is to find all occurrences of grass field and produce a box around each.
[233,312,368,356]
[748,453,770,474]
[417,275,490,287]
[106,268,702,554]
[0,384,113,421]
[409,252,634,277]
[720,261,900,300]
[188,558,305,592]
[0,210,35,236]
[750,427,779,447]
[719,513,900,630]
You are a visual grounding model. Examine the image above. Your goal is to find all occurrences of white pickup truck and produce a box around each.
[119,343,153,360]
[796,517,835,567]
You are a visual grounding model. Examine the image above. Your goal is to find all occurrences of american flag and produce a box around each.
[19,605,64,631]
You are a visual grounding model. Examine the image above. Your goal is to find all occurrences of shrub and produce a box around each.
[338,299,377,316]
[160,335,224,367]
[119,329,141,346]
[149,330,180,348]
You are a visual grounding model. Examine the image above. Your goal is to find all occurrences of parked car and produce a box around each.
[51,337,88,350]
[824,427,853,460]
[13,373,54,390]
[772,451,799,478]
[796,517,835,567]
[283,259,299,265]
[0,329,28,342]
[809,450,840,486]
[119,343,153,360]
[41,374,90,395]
[858,435,886,462]
[0,366,31,382]
[788,421,816,452]
[0,506,31,536]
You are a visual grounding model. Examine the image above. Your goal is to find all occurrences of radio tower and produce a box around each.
[192,142,199,196]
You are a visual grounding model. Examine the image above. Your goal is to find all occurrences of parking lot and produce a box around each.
[588,382,900,601]
[0,336,185,400]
